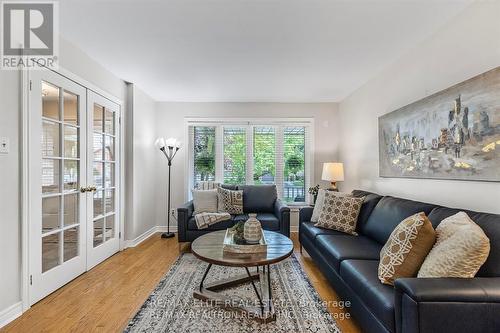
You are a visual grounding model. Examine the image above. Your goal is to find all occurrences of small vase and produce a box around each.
[244,213,262,244]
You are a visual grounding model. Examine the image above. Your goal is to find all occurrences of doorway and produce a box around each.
[28,68,122,304]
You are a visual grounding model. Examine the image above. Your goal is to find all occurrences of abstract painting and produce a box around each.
[379,67,500,181]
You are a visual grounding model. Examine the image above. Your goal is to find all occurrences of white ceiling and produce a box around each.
[60,0,472,102]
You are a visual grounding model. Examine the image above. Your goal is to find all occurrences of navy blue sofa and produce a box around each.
[178,184,290,242]
[299,189,500,333]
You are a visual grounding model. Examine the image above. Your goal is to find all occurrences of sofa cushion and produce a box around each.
[217,187,244,214]
[418,212,490,279]
[351,190,383,234]
[188,217,234,231]
[238,185,277,213]
[363,196,438,244]
[192,189,218,215]
[379,212,436,285]
[315,234,382,272]
[340,259,395,332]
[300,222,346,241]
[233,213,280,231]
[221,184,238,190]
[316,192,364,235]
[427,207,500,277]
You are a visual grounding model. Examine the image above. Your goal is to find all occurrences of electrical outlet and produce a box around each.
[0,137,9,154]
[171,209,176,216]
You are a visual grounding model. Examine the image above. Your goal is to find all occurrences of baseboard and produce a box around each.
[125,225,179,248]
[156,225,178,233]
[0,302,22,329]
[290,225,299,232]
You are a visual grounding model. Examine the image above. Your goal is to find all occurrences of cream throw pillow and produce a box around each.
[418,212,490,278]
[192,189,218,215]
[311,190,351,222]
[315,192,364,235]
[378,212,436,285]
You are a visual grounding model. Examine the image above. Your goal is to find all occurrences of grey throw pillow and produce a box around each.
[192,189,218,215]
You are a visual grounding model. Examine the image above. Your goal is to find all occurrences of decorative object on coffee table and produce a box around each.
[155,137,181,238]
[322,162,344,191]
[223,228,267,254]
[191,230,293,323]
[244,213,262,244]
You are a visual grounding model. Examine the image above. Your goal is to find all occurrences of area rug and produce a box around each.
[125,253,341,333]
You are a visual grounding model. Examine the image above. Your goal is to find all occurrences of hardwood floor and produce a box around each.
[2,232,361,333]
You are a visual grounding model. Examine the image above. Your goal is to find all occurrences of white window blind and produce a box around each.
[188,119,313,203]
[283,127,306,202]
[253,127,276,185]
[223,127,247,185]
[192,126,216,187]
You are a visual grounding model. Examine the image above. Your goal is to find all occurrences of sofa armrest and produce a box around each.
[274,199,290,237]
[177,200,193,242]
[394,277,500,333]
[299,206,314,223]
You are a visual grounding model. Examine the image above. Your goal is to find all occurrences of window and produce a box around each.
[223,127,246,184]
[193,126,216,185]
[253,127,275,184]
[189,120,312,203]
[283,127,305,202]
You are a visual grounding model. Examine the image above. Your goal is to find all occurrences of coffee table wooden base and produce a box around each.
[193,264,276,323]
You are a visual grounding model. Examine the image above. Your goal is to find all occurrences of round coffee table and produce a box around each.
[191,230,293,322]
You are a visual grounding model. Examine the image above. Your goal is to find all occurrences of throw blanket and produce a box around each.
[195,212,231,229]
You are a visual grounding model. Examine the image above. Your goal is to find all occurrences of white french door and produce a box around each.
[29,69,121,304]
[86,91,120,269]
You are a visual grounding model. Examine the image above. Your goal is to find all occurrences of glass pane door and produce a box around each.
[87,91,120,269]
[41,82,82,272]
[30,69,87,304]
[92,103,116,247]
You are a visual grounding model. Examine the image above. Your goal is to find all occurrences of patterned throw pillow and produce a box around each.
[217,187,244,214]
[315,192,364,235]
[311,190,351,222]
[378,212,436,285]
[418,212,490,278]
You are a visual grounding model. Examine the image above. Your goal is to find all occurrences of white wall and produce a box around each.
[154,102,339,229]
[0,37,129,318]
[127,85,158,239]
[338,1,500,214]
[0,69,22,317]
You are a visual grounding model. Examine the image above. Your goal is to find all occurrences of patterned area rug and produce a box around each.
[125,253,340,332]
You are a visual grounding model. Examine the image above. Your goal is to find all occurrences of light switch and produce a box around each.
[0,137,10,154]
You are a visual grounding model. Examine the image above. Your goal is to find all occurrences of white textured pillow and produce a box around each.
[192,189,218,215]
[418,212,490,278]
[311,190,351,222]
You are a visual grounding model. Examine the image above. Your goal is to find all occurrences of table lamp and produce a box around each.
[322,162,344,191]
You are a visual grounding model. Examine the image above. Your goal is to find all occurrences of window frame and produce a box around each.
[185,118,314,205]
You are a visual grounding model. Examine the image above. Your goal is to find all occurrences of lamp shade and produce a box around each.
[165,137,179,149]
[322,162,344,182]
[154,137,166,149]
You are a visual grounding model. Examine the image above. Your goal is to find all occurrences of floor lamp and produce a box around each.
[155,137,181,239]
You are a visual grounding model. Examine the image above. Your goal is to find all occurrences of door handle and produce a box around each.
[80,186,97,193]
